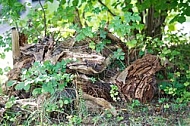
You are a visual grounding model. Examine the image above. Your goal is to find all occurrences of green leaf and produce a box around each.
[162,48,171,55]
[136,24,144,31]
[32,88,42,96]
[15,82,25,90]
[72,0,79,6]
[46,0,54,3]
[83,27,93,37]
[89,41,96,50]
[100,29,107,38]
[0,53,6,59]
[5,96,16,109]
[14,2,22,7]
[64,99,70,104]
[185,7,190,16]
[132,13,141,22]
[102,39,111,44]
[76,33,84,41]
[113,48,125,60]
[164,103,170,109]
[42,82,54,94]
[5,101,13,109]
[178,15,186,23]
[59,100,64,107]
[126,40,137,49]
[168,23,176,31]
[96,42,105,53]
[58,82,67,90]
[4,66,11,73]
[120,55,125,60]
[172,50,180,55]
[7,80,16,87]
[93,7,101,14]
[43,60,51,67]
[124,12,132,23]
[64,98,71,104]
[24,83,30,91]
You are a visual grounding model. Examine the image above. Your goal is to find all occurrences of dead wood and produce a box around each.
[3,29,164,124]
[82,93,117,116]
[6,32,162,103]
[73,74,113,102]
[11,27,21,64]
[115,54,162,103]
[19,32,28,46]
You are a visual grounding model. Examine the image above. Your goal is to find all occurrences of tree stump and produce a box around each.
[116,54,162,103]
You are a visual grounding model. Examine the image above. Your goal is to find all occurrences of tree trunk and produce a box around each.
[138,0,167,39]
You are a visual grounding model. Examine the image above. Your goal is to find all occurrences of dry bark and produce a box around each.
[115,54,162,103]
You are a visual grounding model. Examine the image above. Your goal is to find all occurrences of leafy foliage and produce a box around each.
[7,59,72,96]
[76,27,94,41]
[110,84,120,101]
[145,32,190,102]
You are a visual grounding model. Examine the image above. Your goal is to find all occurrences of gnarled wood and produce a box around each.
[116,54,162,103]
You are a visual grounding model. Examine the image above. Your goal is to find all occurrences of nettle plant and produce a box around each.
[7,59,73,96]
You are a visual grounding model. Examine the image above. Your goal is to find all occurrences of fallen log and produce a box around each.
[115,54,162,103]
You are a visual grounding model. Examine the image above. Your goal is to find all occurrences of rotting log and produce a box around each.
[115,54,162,103]
[73,74,113,102]
[72,54,162,103]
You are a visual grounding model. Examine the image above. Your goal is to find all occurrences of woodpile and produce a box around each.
[2,28,162,119]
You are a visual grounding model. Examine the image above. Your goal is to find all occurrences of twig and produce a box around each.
[39,0,47,37]
[98,0,116,16]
